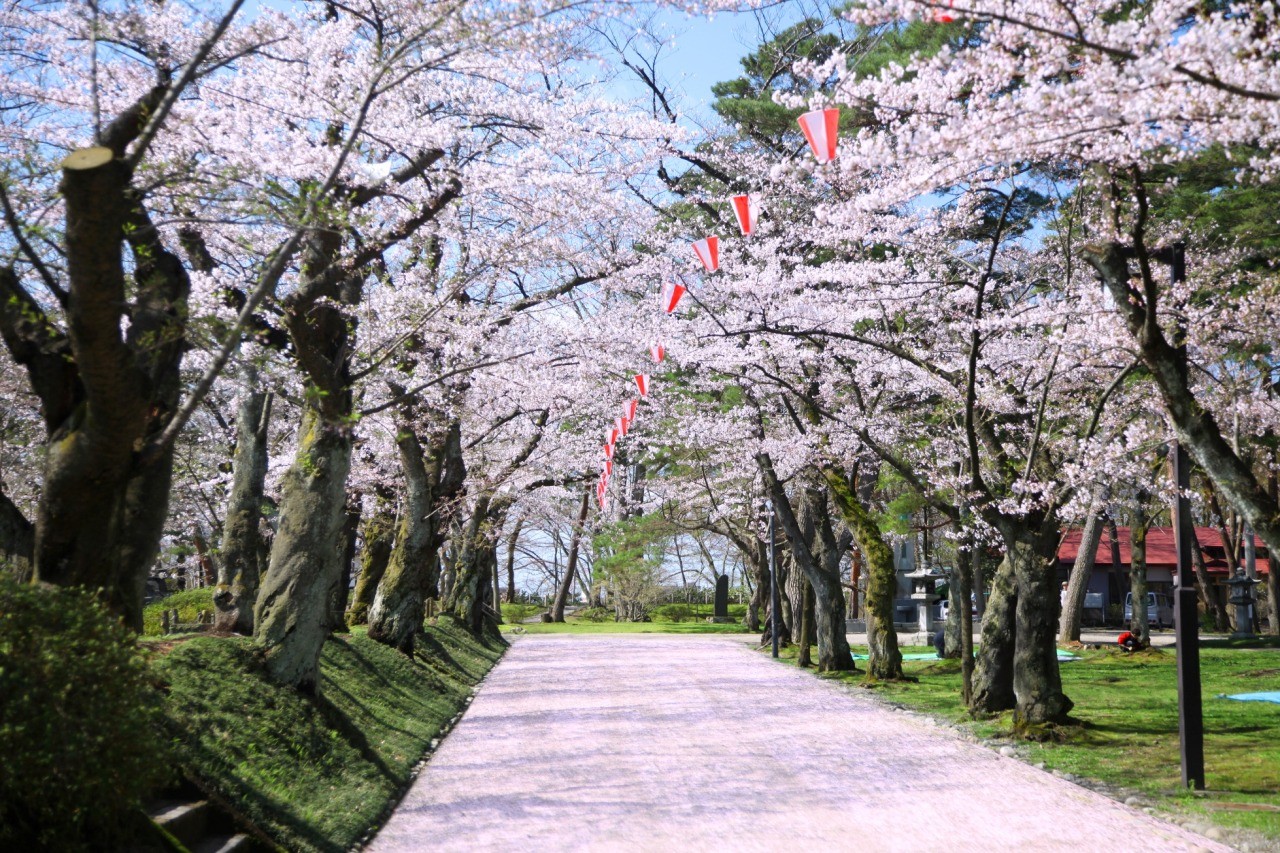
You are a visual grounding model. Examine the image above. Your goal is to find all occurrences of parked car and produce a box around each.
[1123,591,1174,629]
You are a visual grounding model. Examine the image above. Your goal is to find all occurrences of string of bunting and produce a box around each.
[596,109,841,510]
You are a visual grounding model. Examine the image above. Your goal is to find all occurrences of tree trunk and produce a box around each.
[756,454,853,672]
[1188,524,1231,631]
[1130,505,1150,643]
[346,490,396,627]
[745,540,766,632]
[1060,503,1104,643]
[504,515,524,604]
[12,150,190,631]
[214,375,271,634]
[823,466,902,679]
[0,491,34,581]
[552,490,591,622]
[796,575,815,667]
[971,553,1017,714]
[944,574,963,659]
[330,492,361,630]
[1003,520,1072,724]
[444,495,509,635]
[368,420,464,654]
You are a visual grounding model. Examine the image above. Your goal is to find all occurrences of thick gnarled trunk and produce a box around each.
[254,404,352,691]
[17,152,190,631]
[368,420,464,653]
[823,467,902,679]
[757,454,853,672]
[1006,522,1072,724]
[971,553,1016,714]
[347,491,396,627]
[214,375,271,634]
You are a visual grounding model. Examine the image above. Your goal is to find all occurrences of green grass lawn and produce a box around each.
[781,641,1280,841]
[147,619,504,852]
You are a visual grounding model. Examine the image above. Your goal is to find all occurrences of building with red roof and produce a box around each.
[1056,526,1269,624]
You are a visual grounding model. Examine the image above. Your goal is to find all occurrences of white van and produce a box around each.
[1124,591,1174,629]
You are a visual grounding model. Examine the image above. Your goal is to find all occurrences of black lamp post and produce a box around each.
[767,498,780,659]
[1167,241,1205,791]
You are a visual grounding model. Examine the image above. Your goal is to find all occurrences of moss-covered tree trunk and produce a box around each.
[368,420,465,653]
[254,404,353,691]
[971,553,1016,713]
[552,490,591,622]
[346,489,396,627]
[331,492,362,629]
[444,495,508,634]
[823,466,902,679]
[1005,521,1072,724]
[17,149,190,631]
[214,372,271,635]
[254,229,359,692]
[756,454,852,672]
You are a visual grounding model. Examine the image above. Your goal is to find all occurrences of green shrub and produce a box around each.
[500,602,541,624]
[576,606,613,622]
[0,578,167,850]
[651,603,693,622]
[142,586,215,636]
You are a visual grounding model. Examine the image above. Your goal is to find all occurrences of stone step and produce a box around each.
[147,799,211,848]
[190,832,252,853]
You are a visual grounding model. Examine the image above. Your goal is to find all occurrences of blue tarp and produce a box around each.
[852,650,1082,662]
[1224,692,1280,704]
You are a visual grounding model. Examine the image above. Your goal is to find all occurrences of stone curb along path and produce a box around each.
[369,635,1232,853]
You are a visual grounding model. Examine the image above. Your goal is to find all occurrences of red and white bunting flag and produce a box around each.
[650,342,665,364]
[692,236,719,273]
[730,193,759,236]
[661,281,687,314]
[634,374,650,397]
[797,108,840,164]
[604,442,615,460]
[935,0,955,22]
[625,399,638,421]
[616,416,628,438]
[604,459,613,476]
[607,425,619,445]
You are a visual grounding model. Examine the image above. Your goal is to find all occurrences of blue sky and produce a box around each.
[604,4,812,126]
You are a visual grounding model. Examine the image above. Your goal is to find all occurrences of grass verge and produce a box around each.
[143,587,215,635]
[148,618,504,852]
[773,640,1280,842]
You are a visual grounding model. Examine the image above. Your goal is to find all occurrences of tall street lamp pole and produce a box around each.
[1167,241,1206,790]
[768,499,780,659]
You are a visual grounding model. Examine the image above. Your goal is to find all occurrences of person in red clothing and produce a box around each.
[1117,630,1144,652]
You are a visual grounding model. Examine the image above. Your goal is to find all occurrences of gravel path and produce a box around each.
[369,635,1228,853]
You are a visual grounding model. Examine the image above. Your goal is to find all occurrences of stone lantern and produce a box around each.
[1224,567,1260,639]
[903,567,941,635]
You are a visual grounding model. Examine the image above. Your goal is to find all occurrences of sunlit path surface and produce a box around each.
[369,635,1225,853]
